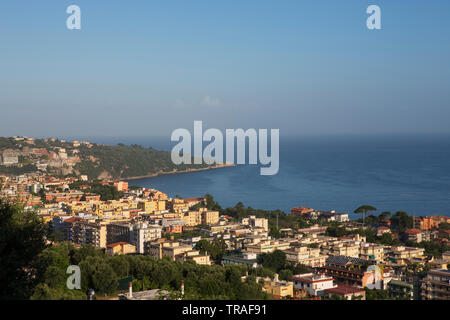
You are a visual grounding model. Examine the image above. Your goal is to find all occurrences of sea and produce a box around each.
[73,134,450,219]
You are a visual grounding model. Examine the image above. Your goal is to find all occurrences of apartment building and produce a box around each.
[113,181,128,192]
[387,280,415,300]
[316,256,374,287]
[201,209,220,226]
[284,245,328,267]
[181,250,212,265]
[107,221,163,253]
[63,218,107,248]
[131,222,163,254]
[241,216,269,232]
[420,269,450,300]
[359,243,385,262]
[404,229,423,243]
[147,241,193,261]
[183,210,202,227]
[168,198,190,213]
[181,208,219,227]
[222,252,259,268]
[137,199,166,214]
[327,242,360,258]
[387,246,426,265]
[245,239,291,254]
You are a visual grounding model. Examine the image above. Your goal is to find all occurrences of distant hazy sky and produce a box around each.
[1,0,449,138]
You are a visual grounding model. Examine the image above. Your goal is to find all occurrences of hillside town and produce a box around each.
[1,168,449,301]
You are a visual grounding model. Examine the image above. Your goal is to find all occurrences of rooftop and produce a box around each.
[325,284,365,295]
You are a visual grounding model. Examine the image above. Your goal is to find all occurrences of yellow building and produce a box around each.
[148,241,193,261]
[138,199,166,214]
[182,208,219,227]
[106,242,136,255]
[183,211,202,227]
[262,275,294,299]
[359,243,385,262]
[66,201,96,215]
[180,250,212,265]
[328,243,360,258]
[284,245,328,267]
[169,198,190,213]
[388,246,425,265]
[201,209,219,226]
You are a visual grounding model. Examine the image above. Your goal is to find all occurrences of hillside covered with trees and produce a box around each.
[0,137,215,180]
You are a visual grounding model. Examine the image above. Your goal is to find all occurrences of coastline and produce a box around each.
[123,163,236,181]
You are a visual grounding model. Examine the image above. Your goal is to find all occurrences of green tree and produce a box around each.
[79,256,118,295]
[354,205,377,229]
[0,200,47,299]
[195,239,227,263]
[257,250,286,272]
[365,288,390,300]
[390,211,413,233]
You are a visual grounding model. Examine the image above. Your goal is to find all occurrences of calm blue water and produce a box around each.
[73,134,450,219]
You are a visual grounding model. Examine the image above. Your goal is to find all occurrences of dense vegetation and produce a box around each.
[73,143,211,179]
[195,238,228,263]
[0,200,48,299]
[0,164,38,175]
[30,243,271,300]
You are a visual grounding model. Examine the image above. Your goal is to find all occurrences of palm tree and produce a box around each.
[354,205,377,229]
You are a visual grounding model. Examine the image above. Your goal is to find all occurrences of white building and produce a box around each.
[291,273,337,296]
[1,150,18,165]
[241,215,269,232]
[131,222,163,254]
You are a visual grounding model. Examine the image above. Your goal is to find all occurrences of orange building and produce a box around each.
[113,181,129,192]
[415,217,439,230]
[291,207,314,216]
[164,224,183,234]
[415,216,450,230]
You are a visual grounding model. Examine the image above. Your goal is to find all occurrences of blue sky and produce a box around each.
[1,0,449,138]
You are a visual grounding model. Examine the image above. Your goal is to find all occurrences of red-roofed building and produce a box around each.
[184,197,205,207]
[324,284,366,300]
[64,217,83,224]
[291,207,314,216]
[405,229,423,243]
